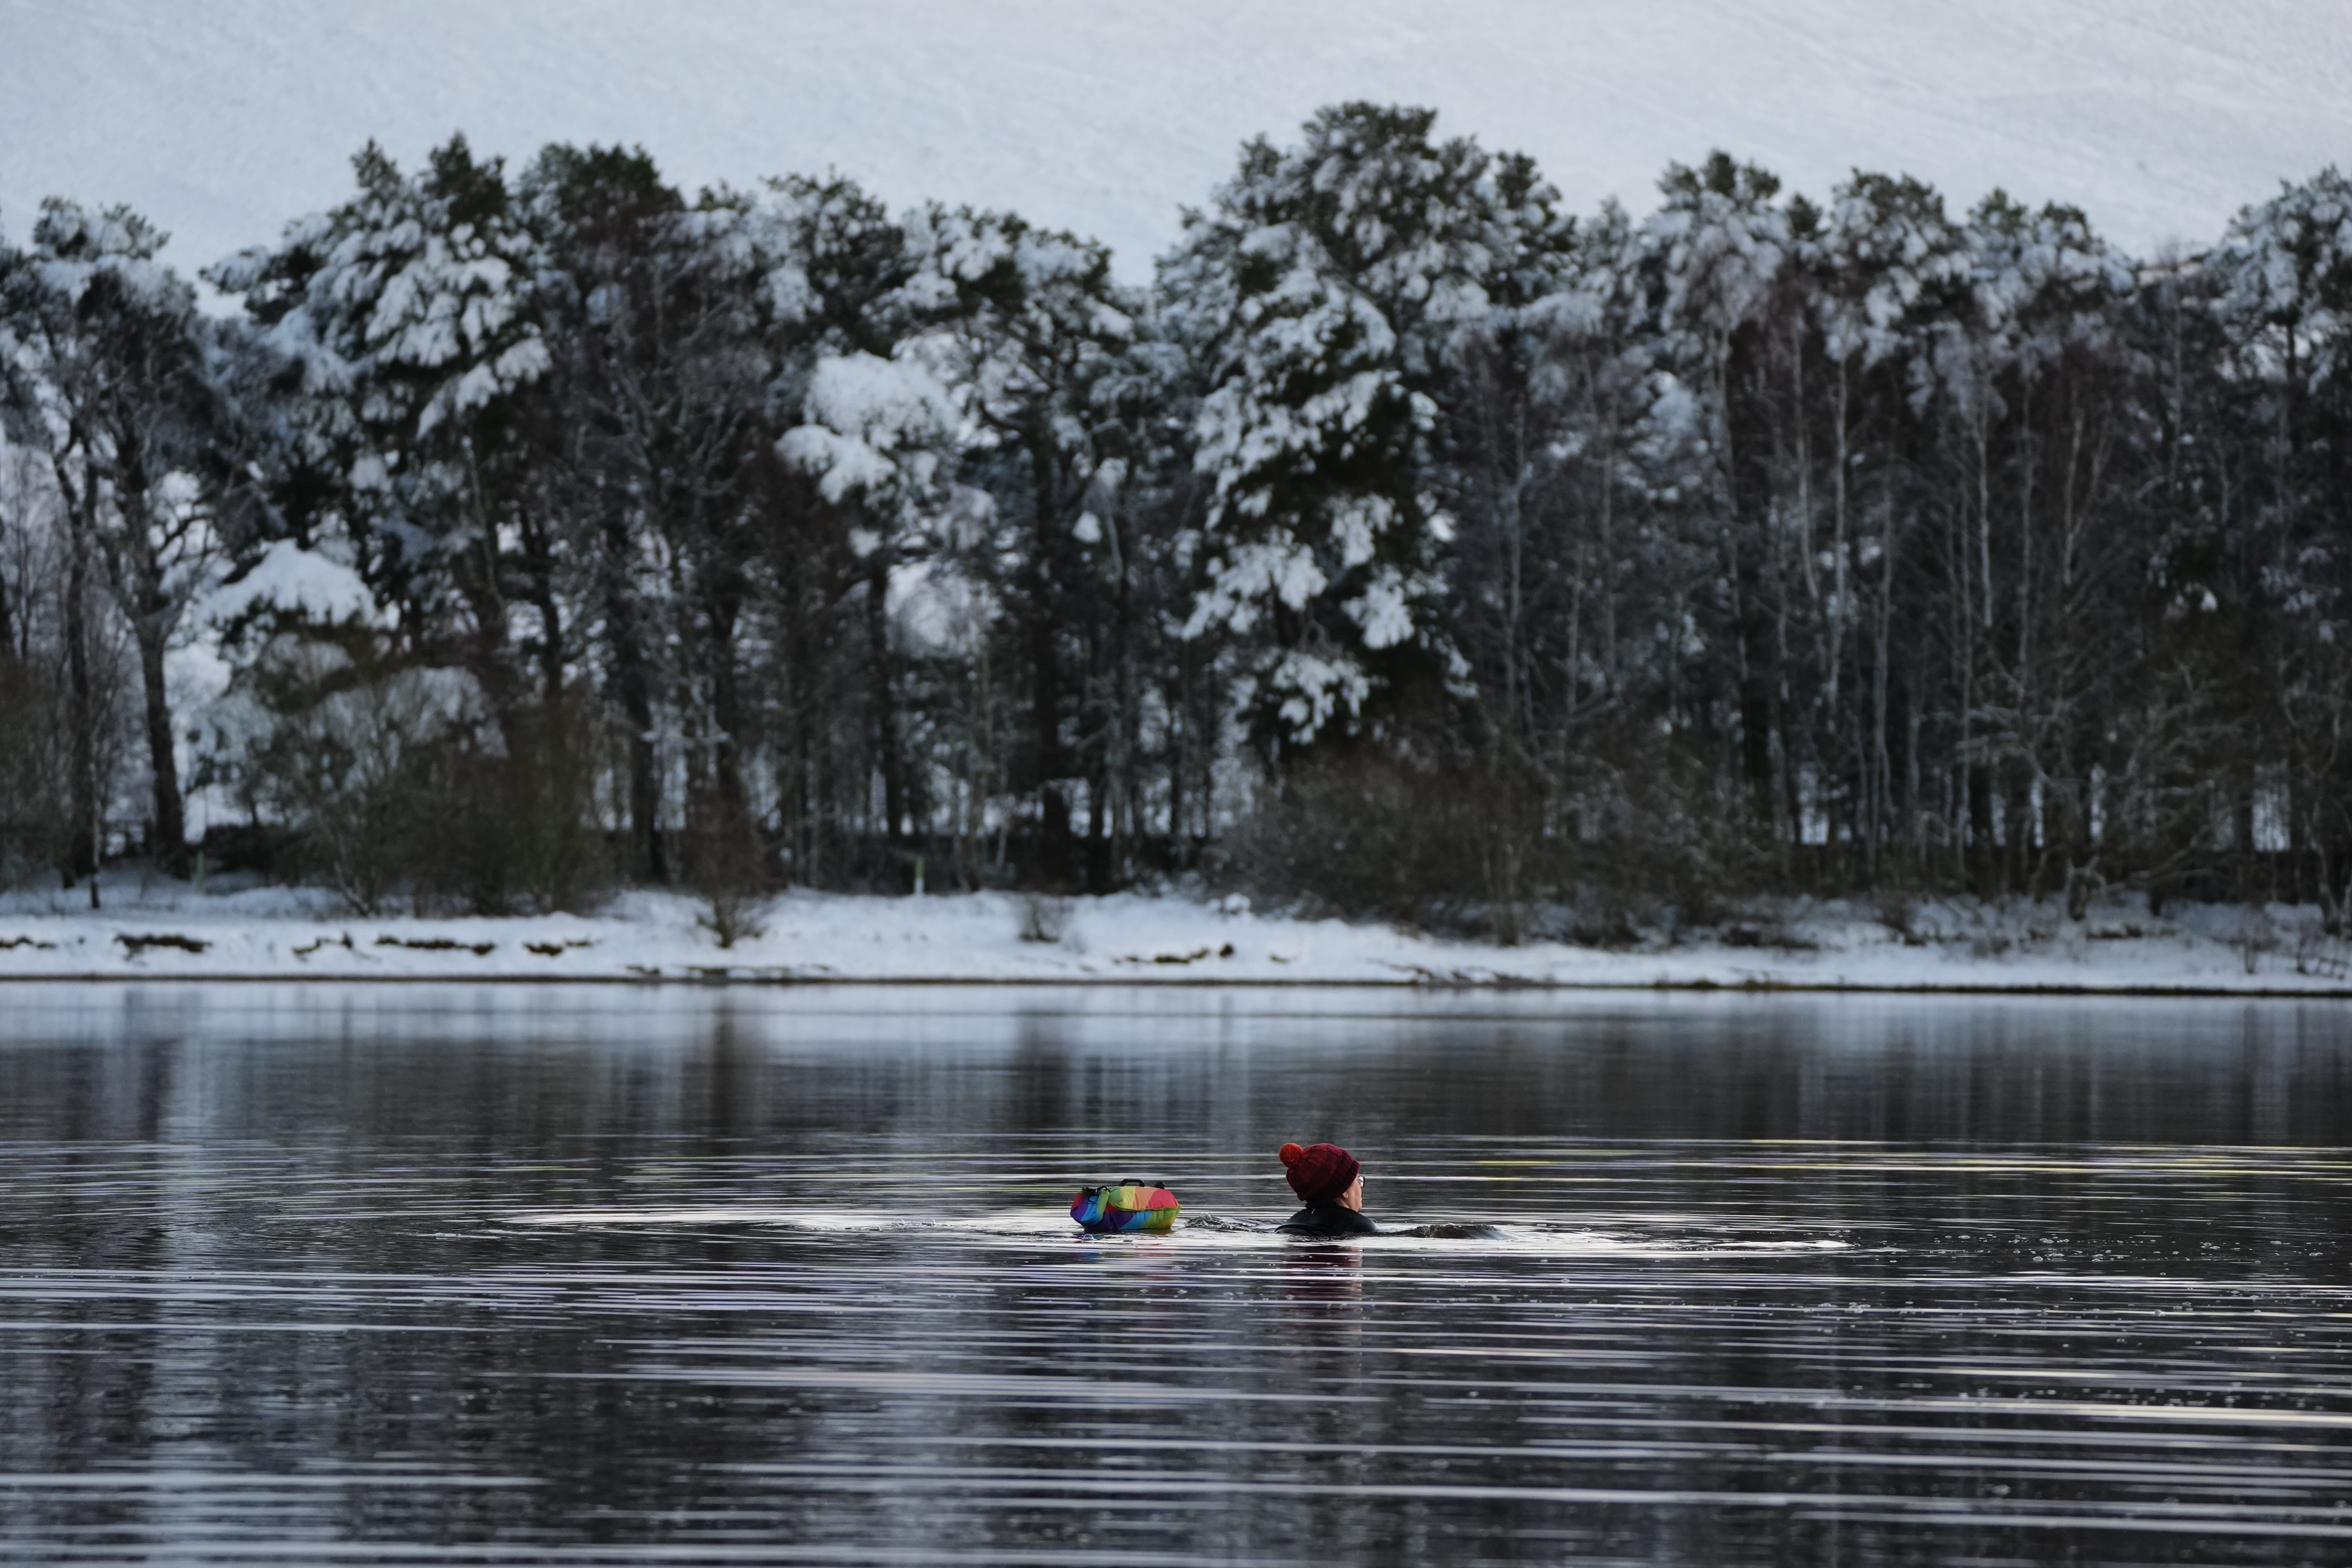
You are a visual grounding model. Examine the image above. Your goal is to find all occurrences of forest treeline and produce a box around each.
[4,105,2351,935]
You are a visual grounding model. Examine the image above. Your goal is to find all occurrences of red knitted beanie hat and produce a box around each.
[1278,1141,1360,1205]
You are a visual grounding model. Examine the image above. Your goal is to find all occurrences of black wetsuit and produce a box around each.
[1276,1203,1379,1237]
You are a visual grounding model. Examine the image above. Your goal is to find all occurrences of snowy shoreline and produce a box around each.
[3,879,2349,995]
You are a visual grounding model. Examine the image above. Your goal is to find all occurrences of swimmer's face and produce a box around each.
[1336,1173,1365,1211]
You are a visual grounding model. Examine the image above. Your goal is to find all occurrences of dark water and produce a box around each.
[1,984,2347,1566]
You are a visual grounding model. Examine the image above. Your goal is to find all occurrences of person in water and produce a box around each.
[1275,1141,1377,1236]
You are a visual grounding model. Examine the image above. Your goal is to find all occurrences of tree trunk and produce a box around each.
[522,506,566,699]
[1967,762,1995,897]
[1722,329,1780,828]
[61,492,98,889]
[706,586,750,826]
[1869,491,1894,884]
[1085,761,1109,893]
[134,621,187,876]
[866,553,906,846]
[1028,563,1067,884]
[601,510,663,882]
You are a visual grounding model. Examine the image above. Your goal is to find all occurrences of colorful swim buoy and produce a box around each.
[1071,1181,1181,1234]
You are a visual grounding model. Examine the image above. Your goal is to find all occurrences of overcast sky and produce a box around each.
[4,0,2349,276]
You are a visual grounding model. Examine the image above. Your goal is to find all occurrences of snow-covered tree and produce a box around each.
[903,204,1147,877]
[531,154,805,866]
[9,106,2352,925]
[1625,154,1798,816]
[208,137,551,687]
[2207,171,2352,914]
[0,200,254,877]
[1165,104,1515,750]
[2211,168,2352,392]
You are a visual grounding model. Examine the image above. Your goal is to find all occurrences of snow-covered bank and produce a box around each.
[2,877,2348,993]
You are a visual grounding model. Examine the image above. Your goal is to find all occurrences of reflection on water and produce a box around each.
[0,984,2346,1565]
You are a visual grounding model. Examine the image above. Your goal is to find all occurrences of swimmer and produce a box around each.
[1274,1141,1377,1236]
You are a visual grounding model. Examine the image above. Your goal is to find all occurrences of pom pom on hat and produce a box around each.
[1277,1140,1359,1204]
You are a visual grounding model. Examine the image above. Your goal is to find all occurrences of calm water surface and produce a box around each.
[0,984,2347,1566]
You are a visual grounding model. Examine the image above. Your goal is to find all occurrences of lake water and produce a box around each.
[0,984,2347,1566]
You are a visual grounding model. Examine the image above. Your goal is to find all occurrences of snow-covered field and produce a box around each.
[3,877,2347,993]
[4,2,2349,280]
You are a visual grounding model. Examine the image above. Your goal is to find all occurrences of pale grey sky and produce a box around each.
[5,0,2347,274]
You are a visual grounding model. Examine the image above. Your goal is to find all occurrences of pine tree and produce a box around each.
[207,137,551,696]
[1165,104,1512,753]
